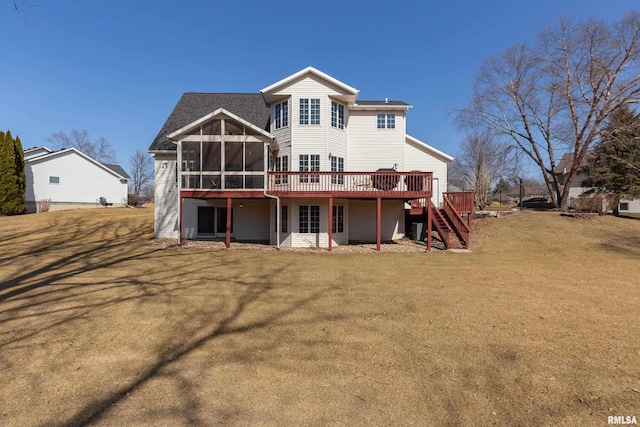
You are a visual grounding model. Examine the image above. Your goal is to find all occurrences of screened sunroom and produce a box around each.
[167,108,277,192]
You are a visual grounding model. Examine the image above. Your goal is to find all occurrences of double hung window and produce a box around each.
[275,100,288,129]
[331,101,345,129]
[299,154,320,183]
[274,155,289,184]
[330,155,344,185]
[376,113,396,129]
[300,98,320,125]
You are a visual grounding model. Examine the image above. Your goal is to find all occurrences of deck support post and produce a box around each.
[376,197,381,252]
[427,199,432,252]
[328,197,333,252]
[179,195,183,247]
[226,197,232,248]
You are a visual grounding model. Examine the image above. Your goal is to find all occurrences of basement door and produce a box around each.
[197,206,233,237]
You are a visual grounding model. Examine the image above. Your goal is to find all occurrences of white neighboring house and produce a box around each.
[24,146,130,213]
[555,152,640,214]
[149,67,474,250]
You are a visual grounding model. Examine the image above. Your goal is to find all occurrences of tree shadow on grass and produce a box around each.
[0,210,345,426]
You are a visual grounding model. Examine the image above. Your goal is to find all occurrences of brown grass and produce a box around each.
[0,208,639,426]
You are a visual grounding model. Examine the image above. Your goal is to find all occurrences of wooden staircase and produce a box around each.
[408,192,474,250]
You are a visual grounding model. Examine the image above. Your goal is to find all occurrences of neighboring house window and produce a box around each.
[330,155,344,184]
[619,202,629,211]
[300,98,320,125]
[274,205,288,233]
[274,155,289,184]
[331,101,345,129]
[332,205,344,233]
[299,205,320,233]
[299,154,320,183]
[377,113,396,129]
[49,176,60,184]
[275,100,288,129]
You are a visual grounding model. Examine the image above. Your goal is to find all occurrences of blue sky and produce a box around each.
[2,0,639,174]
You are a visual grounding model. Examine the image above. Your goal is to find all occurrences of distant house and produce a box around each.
[24,146,130,213]
[554,152,640,213]
[149,66,474,250]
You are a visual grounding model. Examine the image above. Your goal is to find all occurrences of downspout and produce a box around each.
[263,143,280,249]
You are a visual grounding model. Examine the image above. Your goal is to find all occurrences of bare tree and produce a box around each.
[46,130,116,163]
[448,133,512,209]
[457,12,640,209]
[141,183,155,202]
[129,149,154,195]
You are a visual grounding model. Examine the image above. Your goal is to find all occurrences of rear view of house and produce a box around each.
[149,67,472,250]
[24,147,130,212]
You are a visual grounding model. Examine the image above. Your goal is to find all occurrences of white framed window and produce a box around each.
[331,101,345,129]
[299,205,320,233]
[274,205,288,233]
[332,205,344,233]
[330,155,344,184]
[274,155,289,184]
[275,100,289,129]
[49,176,60,184]
[377,113,396,129]
[300,98,320,125]
[299,154,320,183]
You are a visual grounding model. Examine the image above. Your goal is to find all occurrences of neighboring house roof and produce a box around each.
[26,148,130,180]
[104,164,131,179]
[554,152,592,175]
[148,93,270,152]
[24,146,54,160]
[405,134,454,163]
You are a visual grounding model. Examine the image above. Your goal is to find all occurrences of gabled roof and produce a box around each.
[554,152,592,174]
[24,146,54,160]
[26,148,130,180]
[149,93,270,152]
[167,108,275,144]
[104,164,131,179]
[260,66,359,103]
[405,134,454,163]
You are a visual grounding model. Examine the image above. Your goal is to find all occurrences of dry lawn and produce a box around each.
[0,208,639,426]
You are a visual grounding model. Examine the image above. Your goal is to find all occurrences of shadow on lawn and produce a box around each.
[0,212,339,426]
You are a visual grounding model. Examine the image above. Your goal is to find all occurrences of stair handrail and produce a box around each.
[429,199,452,249]
[443,195,470,248]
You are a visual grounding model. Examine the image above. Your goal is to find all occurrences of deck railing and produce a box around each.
[443,195,471,248]
[443,191,475,213]
[267,171,433,198]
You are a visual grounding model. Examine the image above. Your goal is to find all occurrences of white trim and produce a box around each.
[405,134,454,163]
[260,66,359,96]
[351,104,412,111]
[167,108,275,142]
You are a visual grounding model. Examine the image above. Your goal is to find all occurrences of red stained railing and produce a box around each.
[443,195,471,248]
[267,171,433,198]
[443,192,475,213]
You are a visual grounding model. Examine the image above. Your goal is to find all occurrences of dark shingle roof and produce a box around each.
[104,164,131,179]
[148,93,271,152]
[354,100,410,106]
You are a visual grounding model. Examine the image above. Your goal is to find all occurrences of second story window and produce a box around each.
[275,100,288,129]
[274,155,289,184]
[330,155,344,184]
[300,98,320,125]
[377,113,396,129]
[299,154,320,183]
[331,101,345,129]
